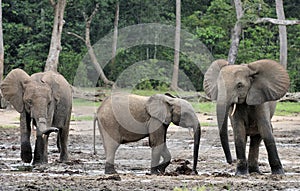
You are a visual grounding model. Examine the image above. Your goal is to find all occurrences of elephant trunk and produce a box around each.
[217,101,232,164]
[36,118,58,136]
[192,123,201,174]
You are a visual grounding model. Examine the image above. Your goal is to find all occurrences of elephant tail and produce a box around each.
[93,113,98,155]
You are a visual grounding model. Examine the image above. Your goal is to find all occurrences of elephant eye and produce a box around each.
[26,99,33,106]
[237,82,244,89]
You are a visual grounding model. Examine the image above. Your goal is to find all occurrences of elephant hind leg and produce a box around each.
[58,128,69,162]
[248,134,262,174]
[102,135,120,174]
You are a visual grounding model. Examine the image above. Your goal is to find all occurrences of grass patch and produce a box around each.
[192,102,216,114]
[71,115,94,121]
[0,125,18,129]
[201,122,218,127]
[73,98,101,107]
[275,102,300,116]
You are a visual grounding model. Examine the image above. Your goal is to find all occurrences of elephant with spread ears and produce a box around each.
[203,59,290,175]
[0,69,72,165]
[93,93,201,175]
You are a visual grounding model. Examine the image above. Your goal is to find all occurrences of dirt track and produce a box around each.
[0,103,300,190]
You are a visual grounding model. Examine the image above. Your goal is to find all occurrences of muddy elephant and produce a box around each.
[203,59,290,175]
[1,69,72,165]
[93,93,201,174]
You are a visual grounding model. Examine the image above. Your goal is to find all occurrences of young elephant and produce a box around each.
[93,93,201,174]
[203,59,290,175]
[1,69,72,165]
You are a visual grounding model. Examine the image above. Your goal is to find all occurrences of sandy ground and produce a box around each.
[0,102,300,190]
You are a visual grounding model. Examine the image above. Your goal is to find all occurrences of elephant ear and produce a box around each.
[1,69,31,112]
[40,71,61,102]
[246,59,290,105]
[203,59,228,100]
[146,94,173,125]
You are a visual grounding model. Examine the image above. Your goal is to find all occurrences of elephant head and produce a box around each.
[1,69,59,136]
[203,59,290,164]
[146,94,201,174]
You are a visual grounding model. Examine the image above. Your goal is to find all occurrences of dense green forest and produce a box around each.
[2,0,300,91]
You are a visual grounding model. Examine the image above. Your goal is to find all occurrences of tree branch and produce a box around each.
[255,18,300,25]
[87,3,99,24]
[67,32,86,43]
[49,0,56,8]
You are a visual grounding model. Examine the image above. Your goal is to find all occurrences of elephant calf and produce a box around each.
[93,93,201,174]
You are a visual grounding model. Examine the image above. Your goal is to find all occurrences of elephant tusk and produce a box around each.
[231,103,237,117]
[188,127,194,138]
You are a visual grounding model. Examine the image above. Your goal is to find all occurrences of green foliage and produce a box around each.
[1,0,300,92]
[275,102,300,116]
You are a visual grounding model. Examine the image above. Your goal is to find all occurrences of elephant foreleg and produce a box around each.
[232,121,248,175]
[32,134,49,165]
[20,112,32,163]
[258,120,284,174]
[262,133,284,174]
[149,125,167,174]
[157,144,171,173]
[248,134,262,174]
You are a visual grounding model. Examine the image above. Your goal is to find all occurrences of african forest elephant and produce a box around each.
[1,69,72,165]
[93,93,201,174]
[203,59,290,175]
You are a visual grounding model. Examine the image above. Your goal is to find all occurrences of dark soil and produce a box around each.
[0,105,300,191]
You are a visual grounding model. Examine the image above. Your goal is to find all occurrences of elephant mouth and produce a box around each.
[41,127,59,135]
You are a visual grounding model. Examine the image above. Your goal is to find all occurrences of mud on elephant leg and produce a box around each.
[32,135,49,165]
[104,141,120,174]
[248,135,262,174]
[20,112,32,163]
[233,124,248,175]
[264,138,285,174]
[58,128,69,162]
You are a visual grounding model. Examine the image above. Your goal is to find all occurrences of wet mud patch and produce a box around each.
[1,109,300,190]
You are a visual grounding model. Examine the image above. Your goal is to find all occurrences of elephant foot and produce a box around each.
[271,167,285,175]
[157,161,170,173]
[105,163,118,174]
[59,153,69,163]
[150,167,163,175]
[32,160,47,166]
[21,142,32,163]
[249,166,262,174]
[236,166,249,175]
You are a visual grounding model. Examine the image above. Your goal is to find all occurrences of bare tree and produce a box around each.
[111,1,119,67]
[0,0,3,81]
[227,0,243,65]
[44,0,67,72]
[275,0,287,69]
[228,0,299,67]
[68,4,114,86]
[171,0,181,90]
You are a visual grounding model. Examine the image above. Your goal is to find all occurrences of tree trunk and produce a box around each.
[171,0,181,90]
[276,0,287,69]
[0,0,3,81]
[84,4,114,86]
[111,1,119,67]
[227,0,243,65]
[44,0,67,72]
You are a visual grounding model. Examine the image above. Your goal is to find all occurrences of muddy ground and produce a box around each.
[0,101,300,190]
